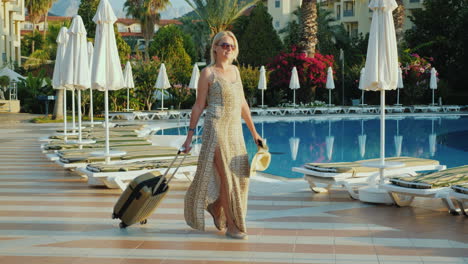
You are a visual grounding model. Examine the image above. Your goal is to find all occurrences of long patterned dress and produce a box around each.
[184,66,250,233]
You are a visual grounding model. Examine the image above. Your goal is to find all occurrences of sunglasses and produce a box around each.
[217,42,236,50]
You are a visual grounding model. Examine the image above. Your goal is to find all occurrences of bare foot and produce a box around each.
[207,203,225,231]
[225,228,248,240]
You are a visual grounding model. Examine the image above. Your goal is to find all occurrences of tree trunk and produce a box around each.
[298,0,318,58]
[142,19,155,61]
[145,38,150,61]
[43,13,48,38]
[111,94,118,111]
[147,99,152,111]
[31,26,36,53]
[393,0,405,46]
[52,89,64,120]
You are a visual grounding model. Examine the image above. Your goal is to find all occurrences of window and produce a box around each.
[274,20,280,28]
[133,24,142,33]
[336,5,341,20]
[117,25,126,32]
[343,1,355,17]
[275,0,280,8]
[409,0,420,3]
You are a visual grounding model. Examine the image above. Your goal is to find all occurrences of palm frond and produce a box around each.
[184,0,260,35]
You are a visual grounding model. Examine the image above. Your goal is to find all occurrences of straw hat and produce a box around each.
[250,141,271,176]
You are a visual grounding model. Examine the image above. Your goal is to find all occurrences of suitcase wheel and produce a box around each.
[119,222,128,229]
[140,219,147,225]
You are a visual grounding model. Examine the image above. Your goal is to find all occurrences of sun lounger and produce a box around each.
[449,184,468,216]
[107,111,139,120]
[442,105,461,112]
[48,132,140,140]
[381,165,468,214]
[410,105,442,113]
[43,136,150,147]
[314,106,343,114]
[46,145,166,161]
[146,111,169,120]
[39,131,143,143]
[386,106,406,113]
[57,145,174,158]
[77,156,199,189]
[55,147,181,169]
[292,157,446,199]
[264,107,282,116]
[41,140,152,153]
[56,124,146,133]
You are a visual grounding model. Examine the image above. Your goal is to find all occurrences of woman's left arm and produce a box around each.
[236,66,262,145]
[241,97,262,145]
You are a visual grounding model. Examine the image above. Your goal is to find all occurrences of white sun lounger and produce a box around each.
[292,157,446,199]
[411,105,442,113]
[53,147,181,169]
[41,125,160,143]
[386,106,406,113]
[441,105,461,112]
[76,156,198,190]
[449,185,468,216]
[381,165,468,215]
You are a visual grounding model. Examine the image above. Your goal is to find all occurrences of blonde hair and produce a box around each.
[209,31,239,65]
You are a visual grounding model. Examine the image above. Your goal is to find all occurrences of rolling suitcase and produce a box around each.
[112,150,188,228]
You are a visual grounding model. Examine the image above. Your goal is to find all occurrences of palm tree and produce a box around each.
[184,0,259,38]
[42,0,57,39]
[25,0,44,53]
[393,0,405,45]
[124,0,171,60]
[25,0,53,52]
[316,7,349,54]
[298,0,318,58]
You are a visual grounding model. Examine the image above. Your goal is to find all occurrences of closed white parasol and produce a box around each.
[289,67,300,107]
[91,0,126,162]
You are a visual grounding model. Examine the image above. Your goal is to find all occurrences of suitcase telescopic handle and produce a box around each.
[152,148,188,195]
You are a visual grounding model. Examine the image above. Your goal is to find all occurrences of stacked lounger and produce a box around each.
[382,165,468,215]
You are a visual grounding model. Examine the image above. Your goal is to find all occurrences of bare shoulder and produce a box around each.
[232,65,241,78]
[200,66,213,78]
[199,66,214,86]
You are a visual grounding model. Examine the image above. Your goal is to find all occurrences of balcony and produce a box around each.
[343,10,354,17]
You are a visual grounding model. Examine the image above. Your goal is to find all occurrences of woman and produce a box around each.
[182,31,262,239]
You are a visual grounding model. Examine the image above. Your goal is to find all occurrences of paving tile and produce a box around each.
[420,256,467,264]
[1,121,467,264]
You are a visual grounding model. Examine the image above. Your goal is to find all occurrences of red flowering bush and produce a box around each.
[402,53,433,87]
[266,46,334,105]
[400,52,436,104]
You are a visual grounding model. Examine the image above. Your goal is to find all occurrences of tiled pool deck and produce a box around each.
[0,114,466,264]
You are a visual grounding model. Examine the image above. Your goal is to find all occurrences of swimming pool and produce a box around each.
[157,115,468,178]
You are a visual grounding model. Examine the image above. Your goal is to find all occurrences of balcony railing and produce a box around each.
[343,10,354,17]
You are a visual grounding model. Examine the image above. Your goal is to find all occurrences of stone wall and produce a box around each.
[0,100,20,113]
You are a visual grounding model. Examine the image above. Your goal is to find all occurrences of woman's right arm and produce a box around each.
[181,68,211,153]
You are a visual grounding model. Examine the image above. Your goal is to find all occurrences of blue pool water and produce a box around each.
[157,115,468,178]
